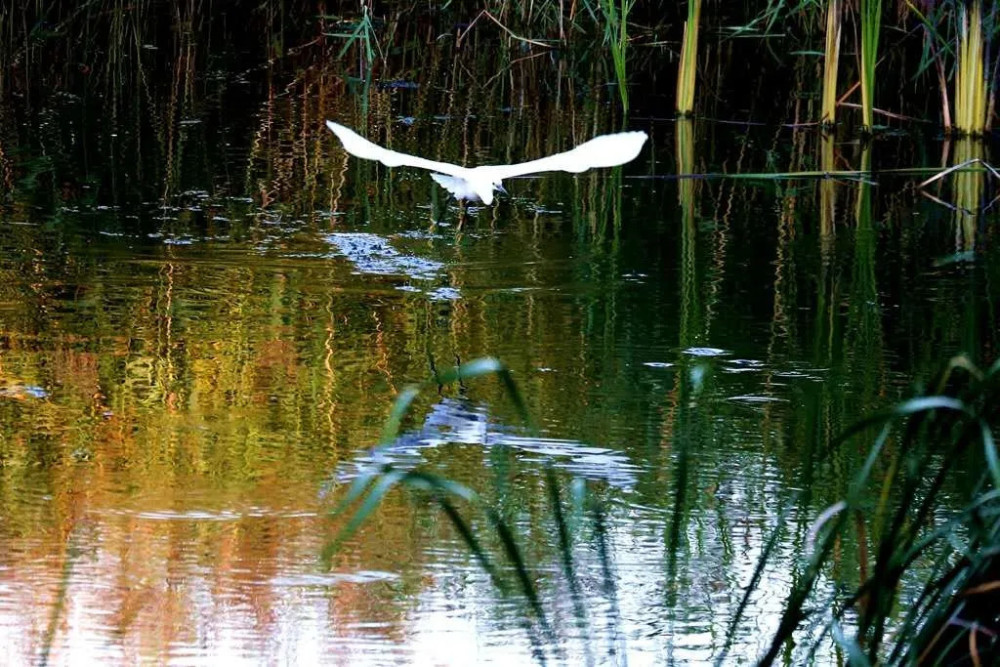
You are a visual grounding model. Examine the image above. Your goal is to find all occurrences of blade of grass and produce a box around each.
[715,497,797,666]
[323,468,408,564]
[545,467,593,667]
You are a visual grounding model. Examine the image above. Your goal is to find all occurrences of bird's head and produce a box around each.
[469,170,507,205]
[475,179,507,205]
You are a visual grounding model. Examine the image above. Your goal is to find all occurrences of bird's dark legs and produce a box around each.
[427,194,471,231]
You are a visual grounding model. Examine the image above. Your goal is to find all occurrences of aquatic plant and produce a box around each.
[323,358,619,664]
[821,0,841,126]
[951,138,985,249]
[324,1,382,76]
[955,0,989,135]
[331,353,1000,663]
[858,0,882,131]
[10,1,1000,139]
[595,0,636,114]
[676,0,702,116]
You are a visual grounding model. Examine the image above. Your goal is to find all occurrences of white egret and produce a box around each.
[326,120,648,205]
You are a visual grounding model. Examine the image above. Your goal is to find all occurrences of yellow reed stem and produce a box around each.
[821,0,841,126]
[676,0,701,115]
[955,1,987,135]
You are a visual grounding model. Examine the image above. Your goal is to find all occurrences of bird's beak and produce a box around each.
[495,183,507,195]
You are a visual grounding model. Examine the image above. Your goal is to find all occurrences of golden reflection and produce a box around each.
[819,131,838,249]
[814,134,842,370]
[767,159,797,357]
[676,119,703,348]
[0,124,11,195]
[846,144,886,406]
[952,137,984,252]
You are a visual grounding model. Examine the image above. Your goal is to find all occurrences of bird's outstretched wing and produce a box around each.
[475,131,648,180]
[326,121,472,178]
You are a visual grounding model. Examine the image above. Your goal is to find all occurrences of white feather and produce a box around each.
[326,120,648,205]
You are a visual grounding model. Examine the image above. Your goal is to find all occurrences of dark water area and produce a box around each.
[1,4,999,665]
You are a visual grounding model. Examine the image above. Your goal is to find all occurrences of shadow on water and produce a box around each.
[0,2,999,664]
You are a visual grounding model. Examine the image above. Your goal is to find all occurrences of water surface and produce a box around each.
[1,10,998,665]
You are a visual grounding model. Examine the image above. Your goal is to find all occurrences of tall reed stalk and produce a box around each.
[955,1,988,135]
[821,0,841,126]
[859,0,881,131]
[600,0,635,114]
[676,0,702,116]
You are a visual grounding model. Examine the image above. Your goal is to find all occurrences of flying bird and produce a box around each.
[326,120,648,205]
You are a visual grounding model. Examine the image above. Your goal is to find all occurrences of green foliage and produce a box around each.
[676,0,701,115]
[733,354,1000,663]
[323,3,382,75]
[325,358,620,664]
[597,0,636,114]
[332,355,1000,663]
[9,0,1000,136]
[859,0,882,130]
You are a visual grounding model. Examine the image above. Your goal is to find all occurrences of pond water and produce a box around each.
[1,9,998,666]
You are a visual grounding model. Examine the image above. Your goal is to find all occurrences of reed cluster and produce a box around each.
[955,1,989,135]
[4,1,999,132]
[596,0,636,114]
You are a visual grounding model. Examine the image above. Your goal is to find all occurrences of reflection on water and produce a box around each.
[1,8,999,665]
[324,232,445,282]
[334,396,640,491]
